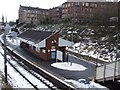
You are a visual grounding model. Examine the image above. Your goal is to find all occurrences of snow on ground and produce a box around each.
[0,46,4,54]
[7,61,33,88]
[71,42,118,63]
[0,34,20,46]
[65,79,108,89]
[0,46,48,88]
[0,72,2,90]
[0,51,32,88]
[6,36,20,46]
[51,61,107,89]
[51,62,87,71]
[9,60,48,88]
[0,32,109,89]
[30,70,54,87]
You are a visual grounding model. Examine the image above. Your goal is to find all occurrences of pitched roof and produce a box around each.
[35,38,73,48]
[18,30,53,43]
[20,5,48,11]
[59,38,73,47]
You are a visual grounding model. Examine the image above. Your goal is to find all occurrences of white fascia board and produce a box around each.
[59,38,73,47]
[18,37,35,45]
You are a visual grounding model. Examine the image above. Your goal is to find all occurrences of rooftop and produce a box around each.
[18,30,53,43]
[20,5,48,11]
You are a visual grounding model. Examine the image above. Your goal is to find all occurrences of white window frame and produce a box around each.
[42,49,46,53]
[36,47,40,53]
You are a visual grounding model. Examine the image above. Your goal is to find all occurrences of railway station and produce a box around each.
[0,0,119,89]
[18,30,72,61]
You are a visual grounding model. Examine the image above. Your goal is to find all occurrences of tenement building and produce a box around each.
[49,6,62,22]
[67,0,106,2]
[62,2,106,22]
[19,5,49,24]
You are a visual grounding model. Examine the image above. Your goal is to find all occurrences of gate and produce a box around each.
[57,50,63,61]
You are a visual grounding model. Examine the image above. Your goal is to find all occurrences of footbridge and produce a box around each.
[96,59,120,82]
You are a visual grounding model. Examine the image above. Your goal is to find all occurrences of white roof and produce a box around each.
[19,38,35,45]
[59,38,73,47]
[35,38,72,47]
[35,39,46,48]
[18,37,72,48]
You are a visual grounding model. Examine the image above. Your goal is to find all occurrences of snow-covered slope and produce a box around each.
[35,24,120,63]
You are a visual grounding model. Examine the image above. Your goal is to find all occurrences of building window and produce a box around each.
[51,46,56,51]
[24,10,26,12]
[90,3,94,7]
[71,3,73,6]
[63,5,65,8]
[68,3,71,7]
[66,4,67,8]
[52,46,55,49]
[42,49,46,53]
[90,8,92,12]
[86,3,89,7]
[36,47,40,52]
[82,2,84,6]
[57,8,59,11]
[52,39,57,44]
[75,2,80,6]
[95,4,97,7]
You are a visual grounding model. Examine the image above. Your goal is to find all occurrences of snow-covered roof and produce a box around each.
[35,39,46,48]
[35,38,72,48]
[59,38,72,47]
[19,37,35,45]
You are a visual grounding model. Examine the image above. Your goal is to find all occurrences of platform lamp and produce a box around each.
[67,29,77,66]
[3,19,8,84]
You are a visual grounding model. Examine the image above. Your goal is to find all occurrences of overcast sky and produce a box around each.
[0,0,119,22]
[0,0,67,22]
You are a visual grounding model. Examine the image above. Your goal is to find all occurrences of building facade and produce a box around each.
[18,1,117,24]
[18,30,71,61]
[49,6,62,22]
[19,5,49,24]
[62,2,82,21]
[62,2,106,22]
[67,0,106,2]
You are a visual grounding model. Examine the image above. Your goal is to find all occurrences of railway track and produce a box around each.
[1,53,46,90]
[0,41,56,89]
[9,54,56,90]
[0,40,76,90]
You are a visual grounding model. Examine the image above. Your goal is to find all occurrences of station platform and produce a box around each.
[8,42,95,81]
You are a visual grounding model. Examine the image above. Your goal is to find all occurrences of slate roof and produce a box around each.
[20,5,48,11]
[18,30,53,43]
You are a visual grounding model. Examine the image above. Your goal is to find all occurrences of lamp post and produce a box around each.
[3,23,8,84]
[95,45,99,67]
[67,29,77,66]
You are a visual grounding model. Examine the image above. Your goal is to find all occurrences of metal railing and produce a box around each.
[96,59,120,82]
